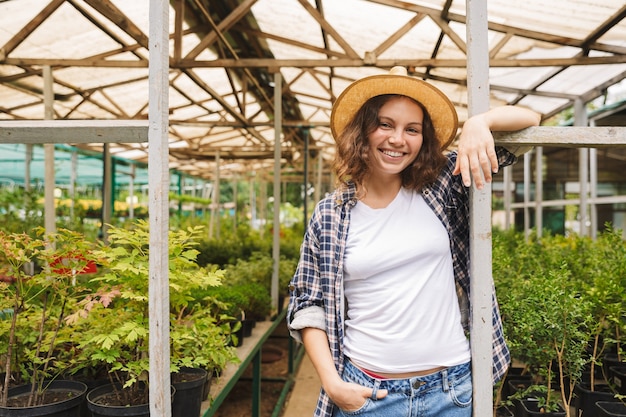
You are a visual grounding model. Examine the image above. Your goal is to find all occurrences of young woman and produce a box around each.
[287,66,541,417]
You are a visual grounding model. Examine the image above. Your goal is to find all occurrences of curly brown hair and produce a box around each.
[332,94,448,194]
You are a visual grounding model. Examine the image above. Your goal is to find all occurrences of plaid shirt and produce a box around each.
[287,148,516,417]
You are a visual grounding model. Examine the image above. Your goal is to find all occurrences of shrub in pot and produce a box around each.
[495,231,595,417]
[221,252,294,315]
[577,228,626,388]
[68,221,237,409]
[0,228,96,414]
[595,401,626,417]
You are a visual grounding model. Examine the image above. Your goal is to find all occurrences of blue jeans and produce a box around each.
[333,359,473,417]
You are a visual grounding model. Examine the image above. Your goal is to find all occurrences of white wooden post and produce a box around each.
[148,0,171,415]
[70,150,77,219]
[215,150,221,240]
[466,1,493,415]
[535,147,543,237]
[102,144,112,240]
[575,99,590,237]
[271,71,282,313]
[503,166,512,230]
[524,152,532,238]
[590,147,598,239]
[43,65,56,236]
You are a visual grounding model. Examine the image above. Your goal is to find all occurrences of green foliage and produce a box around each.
[494,227,626,416]
[578,227,626,381]
[0,188,44,235]
[194,220,301,319]
[196,223,271,268]
[69,220,238,404]
[0,228,98,407]
[195,220,302,271]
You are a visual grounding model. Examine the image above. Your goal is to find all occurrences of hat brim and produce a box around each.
[330,74,458,149]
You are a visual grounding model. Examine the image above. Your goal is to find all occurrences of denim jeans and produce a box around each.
[333,359,473,417]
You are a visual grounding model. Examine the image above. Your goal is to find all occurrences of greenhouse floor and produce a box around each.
[281,352,320,417]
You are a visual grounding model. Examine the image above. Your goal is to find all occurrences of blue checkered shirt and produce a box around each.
[287,147,515,417]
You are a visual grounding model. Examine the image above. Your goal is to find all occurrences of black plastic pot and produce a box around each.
[502,372,533,400]
[573,382,620,417]
[520,399,566,417]
[602,353,623,380]
[505,379,535,416]
[608,365,626,395]
[201,368,216,402]
[171,367,208,417]
[596,401,626,417]
[495,405,514,417]
[86,383,175,417]
[0,380,88,417]
[242,319,255,338]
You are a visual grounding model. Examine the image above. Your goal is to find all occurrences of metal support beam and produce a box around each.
[43,65,56,236]
[466,1,493,416]
[215,150,221,240]
[535,147,543,238]
[590,147,598,239]
[524,152,531,239]
[575,99,590,237]
[492,126,626,146]
[503,166,512,230]
[102,144,112,240]
[0,120,148,144]
[148,0,171,416]
[271,71,282,314]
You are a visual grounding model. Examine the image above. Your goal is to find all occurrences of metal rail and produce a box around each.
[202,308,305,417]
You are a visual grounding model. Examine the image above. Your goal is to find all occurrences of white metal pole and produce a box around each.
[272,71,282,313]
[148,0,171,415]
[25,144,32,191]
[590,146,598,239]
[466,1,493,415]
[102,144,112,240]
[524,152,531,239]
[215,150,221,240]
[503,166,512,230]
[129,164,135,220]
[575,98,589,236]
[43,65,56,236]
[535,147,543,238]
[315,152,323,207]
[70,150,77,219]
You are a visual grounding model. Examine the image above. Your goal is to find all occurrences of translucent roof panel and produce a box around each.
[0,0,624,182]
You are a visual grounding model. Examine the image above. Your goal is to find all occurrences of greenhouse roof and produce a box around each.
[0,0,625,182]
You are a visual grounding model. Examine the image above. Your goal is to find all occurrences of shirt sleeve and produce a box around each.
[286,201,327,343]
[501,145,533,157]
[495,146,519,167]
[288,305,326,343]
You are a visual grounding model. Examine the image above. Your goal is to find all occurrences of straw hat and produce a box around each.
[330,66,458,149]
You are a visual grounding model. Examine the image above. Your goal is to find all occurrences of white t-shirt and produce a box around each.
[343,187,471,373]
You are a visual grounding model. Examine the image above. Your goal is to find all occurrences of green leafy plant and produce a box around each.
[495,230,596,417]
[0,228,97,407]
[69,220,238,405]
[578,227,626,387]
[0,188,44,235]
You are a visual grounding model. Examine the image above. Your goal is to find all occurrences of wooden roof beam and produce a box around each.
[0,120,148,144]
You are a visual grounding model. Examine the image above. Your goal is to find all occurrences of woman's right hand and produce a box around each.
[326,378,388,412]
[301,328,388,411]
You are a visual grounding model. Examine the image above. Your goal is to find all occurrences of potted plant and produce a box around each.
[68,221,237,416]
[495,231,595,417]
[595,401,626,417]
[0,228,96,416]
[569,228,626,416]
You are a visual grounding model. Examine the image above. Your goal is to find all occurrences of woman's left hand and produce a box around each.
[452,113,498,190]
[452,105,541,189]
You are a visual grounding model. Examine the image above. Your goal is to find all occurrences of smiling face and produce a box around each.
[366,95,424,179]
